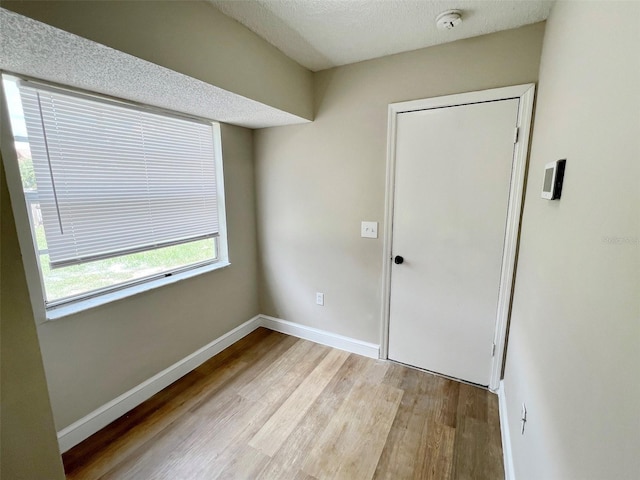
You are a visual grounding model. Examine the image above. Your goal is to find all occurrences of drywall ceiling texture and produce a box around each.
[254,23,545,344]
[2,0,314,121]
[0,8,307,128]
[210,0,553,71]
[503,1,640,479]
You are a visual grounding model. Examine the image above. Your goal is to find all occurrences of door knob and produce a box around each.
[394,255,404,265]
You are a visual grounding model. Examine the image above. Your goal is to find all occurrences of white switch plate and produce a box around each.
[316,292,324,306]
[361,221,378,238]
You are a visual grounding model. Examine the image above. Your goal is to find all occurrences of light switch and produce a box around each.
[361,221,378,239]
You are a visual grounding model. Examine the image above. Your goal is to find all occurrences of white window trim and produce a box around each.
[0,76,230,323]
[46,260,231,320]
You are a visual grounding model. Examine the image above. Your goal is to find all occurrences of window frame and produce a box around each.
[1,72,230,322]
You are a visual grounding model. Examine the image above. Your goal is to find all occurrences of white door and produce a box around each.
[388,98,519,386]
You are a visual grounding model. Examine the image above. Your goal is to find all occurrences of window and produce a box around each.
[1,74,228,317]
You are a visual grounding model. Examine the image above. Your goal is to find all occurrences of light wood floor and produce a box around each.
[63,328,504,480]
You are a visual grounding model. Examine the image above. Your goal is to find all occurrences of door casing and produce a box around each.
[380,84,536,391]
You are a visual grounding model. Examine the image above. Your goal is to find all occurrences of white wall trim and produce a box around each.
[56,314,380,453]
[498,381,516,480]
[489,84,536,391]
[380,84,536,392]
[259,314,380,359]
[1,80,49,325]
[56,315,263,453]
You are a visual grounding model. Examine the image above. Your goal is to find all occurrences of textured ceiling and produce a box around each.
[0,8,308,129]
[209,0,553,71]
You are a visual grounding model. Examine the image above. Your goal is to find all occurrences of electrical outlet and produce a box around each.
[521,403,527,435]
[316,292,324,306]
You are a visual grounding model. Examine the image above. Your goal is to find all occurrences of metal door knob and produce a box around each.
[394,255,404,264]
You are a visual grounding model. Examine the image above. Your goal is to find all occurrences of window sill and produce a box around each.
[45,260,231,321]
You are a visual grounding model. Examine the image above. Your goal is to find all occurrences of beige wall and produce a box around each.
[1,0,313,120]
[503,2,640,479]
[254,23,545,343]
[1,154,65,479]
[26,124,260,429]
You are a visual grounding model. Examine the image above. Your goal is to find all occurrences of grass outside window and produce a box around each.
[33,222,216,302]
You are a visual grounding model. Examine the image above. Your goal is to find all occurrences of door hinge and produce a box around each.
[491,342,496,357]
[514,127,520,144]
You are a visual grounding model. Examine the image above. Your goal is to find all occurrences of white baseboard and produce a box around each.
[498,380,516,480]
[259,314,380,359]
[57,314,380,453]
[56,315,262,453]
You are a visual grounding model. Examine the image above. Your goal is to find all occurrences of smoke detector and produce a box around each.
[436,10,463,30]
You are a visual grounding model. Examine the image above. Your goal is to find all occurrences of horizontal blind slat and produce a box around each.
[20,83,220,266]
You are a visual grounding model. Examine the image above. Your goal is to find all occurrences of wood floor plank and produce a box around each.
[451,417,489,480]
[65,328,283,480]
[239,340,328,405]
[202,331,300,395]
[486,391,505,478]
[451,384,504,480]
[417,420,456,480]
[255,354,373,480]
[100,392,268,479]
[249,348,350,457]
[374,368,447,479]
[302,381,403,480]
[293,471,319,480]
[457,383,489,423]
[63,330,504,480]
[212,444,270,480]
[97,410,208,480]
[380,361,411,389]
[435,377,460,428]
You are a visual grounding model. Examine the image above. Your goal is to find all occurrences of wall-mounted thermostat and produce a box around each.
[541,159,566,200]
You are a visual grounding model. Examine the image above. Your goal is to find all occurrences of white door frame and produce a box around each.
[380,84,536,391]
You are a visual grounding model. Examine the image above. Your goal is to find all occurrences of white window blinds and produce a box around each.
[19,81,220,268]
